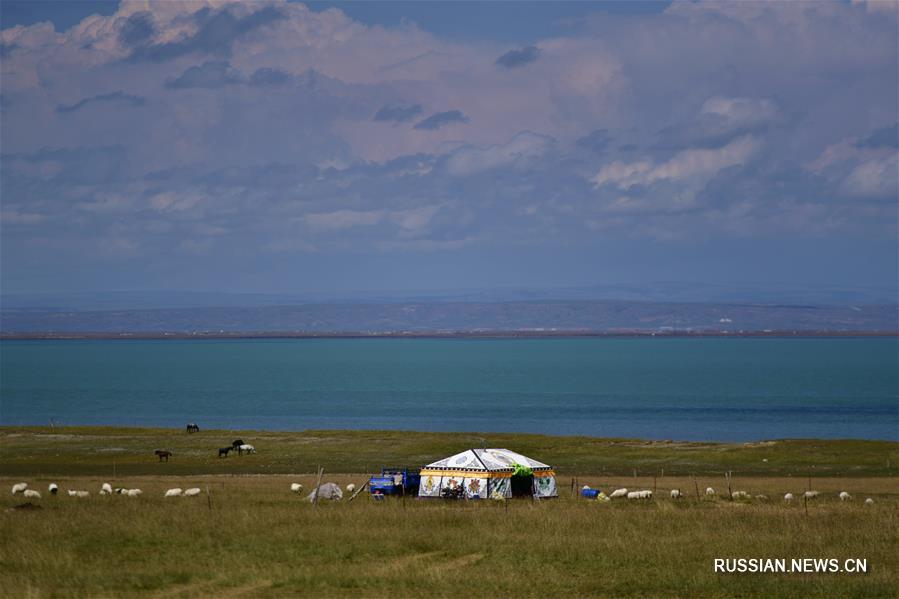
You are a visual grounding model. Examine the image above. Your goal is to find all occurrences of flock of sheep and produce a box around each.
[10,481,204,499]
[12,479,877,506]
[590,485,875,504]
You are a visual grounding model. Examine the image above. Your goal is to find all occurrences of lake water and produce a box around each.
[0,338,896,441]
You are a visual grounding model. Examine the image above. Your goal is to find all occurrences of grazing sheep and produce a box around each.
[114,487,126,495]
[48,483,58,495]
[705,487,716,496]
[11,482,28,495]
[164,488,183,497]
[754,495,769,501]
[23,489,41,499]
[865,498,874,505]
[839,491,852,502]
[238,444,256,455]
[627,490,652,500]
[68,490,90,497]
[183,488,202,497]
[290,483,303,494]
[346,483,356,494]
[784,493,794,502]
[803,490,819,499]
[670,489,682,499]
[100,483,113,495]
[125,489,142,497]
[731,491,751,500]
[609,488,628,499]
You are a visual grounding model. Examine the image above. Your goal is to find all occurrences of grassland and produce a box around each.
[1,427,897,597]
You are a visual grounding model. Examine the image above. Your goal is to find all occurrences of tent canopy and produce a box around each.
[422,448,553,476]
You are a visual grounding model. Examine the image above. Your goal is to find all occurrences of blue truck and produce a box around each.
[369,467,421,496]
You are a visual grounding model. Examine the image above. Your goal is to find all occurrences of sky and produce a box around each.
[1,0,897,300]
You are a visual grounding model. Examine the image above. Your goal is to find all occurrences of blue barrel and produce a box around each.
[581,488,601,499]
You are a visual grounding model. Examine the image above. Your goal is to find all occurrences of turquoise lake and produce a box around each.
[0,337,896,441]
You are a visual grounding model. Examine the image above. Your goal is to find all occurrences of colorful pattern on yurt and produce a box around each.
[418,448,556,498]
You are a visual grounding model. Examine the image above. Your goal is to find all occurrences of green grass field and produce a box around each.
[1,427,897,597]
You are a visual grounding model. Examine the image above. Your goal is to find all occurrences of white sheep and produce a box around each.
[731,491,750,500]
[346,483,356,494]
[23,489,42,499]
[290,483,303,493]
[839,491,852,502]
[609,488,628,499]
[705,487,716,496]
[754,494,768,501]
[784,493,794,502]
[126,489,142,497]
[164,488,183,497]
[803,490,819,499]
[670,489,682,499]
[865,497,874,505]
[627,490,652,500]
[100,483,113,495]
[183,488,202,497]
[68,490,89,497]
[11,482,28,495]
[48,483,58,495]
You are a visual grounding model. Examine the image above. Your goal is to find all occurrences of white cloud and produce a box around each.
[593,136,758,189]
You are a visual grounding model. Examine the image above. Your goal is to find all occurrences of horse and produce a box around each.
[231,439,244,450]
[154,449,172,462]
[218,447,231,458]
[186,423,200,433]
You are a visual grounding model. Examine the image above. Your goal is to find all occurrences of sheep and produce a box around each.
[183,488,202,497]
[754,495,769,501]
[68,490,89,497]
[609,488,628,499]
[839,491,852,502]
[48,483,58,495]
[705,487,716,496]
[164,488,183,497]
[865,498,874,505]
[731,491,751,500]
[803,490,819,499]
[126,489,142,497]
[784,493,794,502]
[100,483,113,495]
[670,489,682,499]
[346,483,356,494]
[627,490,652,500]
[11,482,28,495]
[290,483,303,494]
[114,487,126,495]
[23,489,42,499]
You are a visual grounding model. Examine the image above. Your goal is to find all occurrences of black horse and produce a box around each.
[154,449,172,462]
[186,423,200,433]
[218,447,231,458]
[231,439,244,450]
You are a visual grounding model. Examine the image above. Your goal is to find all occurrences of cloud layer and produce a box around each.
[1,0,896,292]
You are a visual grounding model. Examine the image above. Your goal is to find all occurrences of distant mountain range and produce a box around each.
[1,299,896,335]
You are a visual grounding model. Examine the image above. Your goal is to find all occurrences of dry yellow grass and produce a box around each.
[1,474,896,598]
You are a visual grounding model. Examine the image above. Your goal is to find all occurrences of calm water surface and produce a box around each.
[1,338,896,441]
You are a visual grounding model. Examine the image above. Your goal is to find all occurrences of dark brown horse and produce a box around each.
[218,447,231,458]
[186,423,200,433]
[154,449,172,462]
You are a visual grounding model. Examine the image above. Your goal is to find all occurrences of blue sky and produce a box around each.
[1,1,896,299]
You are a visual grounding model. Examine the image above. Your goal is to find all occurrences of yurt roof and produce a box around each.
[423,448,552,473]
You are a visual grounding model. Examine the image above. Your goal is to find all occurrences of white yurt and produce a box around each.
[418,448,557,499]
